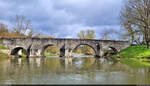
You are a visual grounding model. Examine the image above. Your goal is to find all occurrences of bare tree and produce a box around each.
[77,30,86,39]
[0,22,10,38]
[120,0,150,48]
[100,28,119,40]
[13,15,34,37]
[0,23,9,34]
[77,29,95,39]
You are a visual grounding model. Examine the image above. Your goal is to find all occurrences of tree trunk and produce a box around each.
[131,34,134,44]
[147,27,150,49]
[146,28,150,49]
[147,37,150,49]
[142,35,146,45]
[147,41,150,49]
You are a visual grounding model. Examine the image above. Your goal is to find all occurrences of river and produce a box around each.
[0,56,150,84]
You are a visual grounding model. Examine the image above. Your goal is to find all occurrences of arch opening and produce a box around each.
[72,44,96,57]
[11,47,28,57]
[103,46,118,57]
[42,44,60,57]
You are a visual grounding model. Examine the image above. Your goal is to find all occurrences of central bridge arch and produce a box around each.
[41,44,60,57]
[72,43,97,56]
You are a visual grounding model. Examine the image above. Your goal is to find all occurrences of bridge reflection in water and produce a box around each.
[0,57,150,84]
[9,57,106,68]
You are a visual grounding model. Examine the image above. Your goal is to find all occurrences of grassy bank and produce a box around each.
[0,46,8,49]
[117,45,150,59]
[0,45,9,58]
[115,45,150,67]
[0,52,9,58]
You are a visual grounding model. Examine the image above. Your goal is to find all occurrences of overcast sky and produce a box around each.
[0,0,124,39]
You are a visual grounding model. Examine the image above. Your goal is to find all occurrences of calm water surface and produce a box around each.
[0,56,150,84]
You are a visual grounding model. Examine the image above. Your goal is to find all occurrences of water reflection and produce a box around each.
[64,58,72,72]
[0,57,150,84]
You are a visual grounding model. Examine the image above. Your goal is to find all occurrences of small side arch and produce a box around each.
[103,46,118,57]
[109,46,118,54]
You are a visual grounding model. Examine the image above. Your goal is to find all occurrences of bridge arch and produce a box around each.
[109,46,118,53]
[41,44,60,57]
[72,43,96,56]
[102,46,118,56]
[11,47,28,57]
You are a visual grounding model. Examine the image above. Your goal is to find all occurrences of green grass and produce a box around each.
[117,45,150,59]
[0,46,8,49]
[115,45,150,67]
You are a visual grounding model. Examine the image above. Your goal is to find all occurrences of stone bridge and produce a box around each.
[0,38,131,58]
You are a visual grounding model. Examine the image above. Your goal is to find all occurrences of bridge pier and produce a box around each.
[60,48,72,58]
[94,44,101,58]
[95,50,101,58]
[29,48,42,57]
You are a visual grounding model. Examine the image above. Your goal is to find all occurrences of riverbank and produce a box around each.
[0,46,8,57]
[0,52,8,58]
[114,45,150,67]
[0,45,8,50]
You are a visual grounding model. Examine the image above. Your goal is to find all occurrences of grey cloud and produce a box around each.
[51,0,123,26]
[0,0,123,38]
